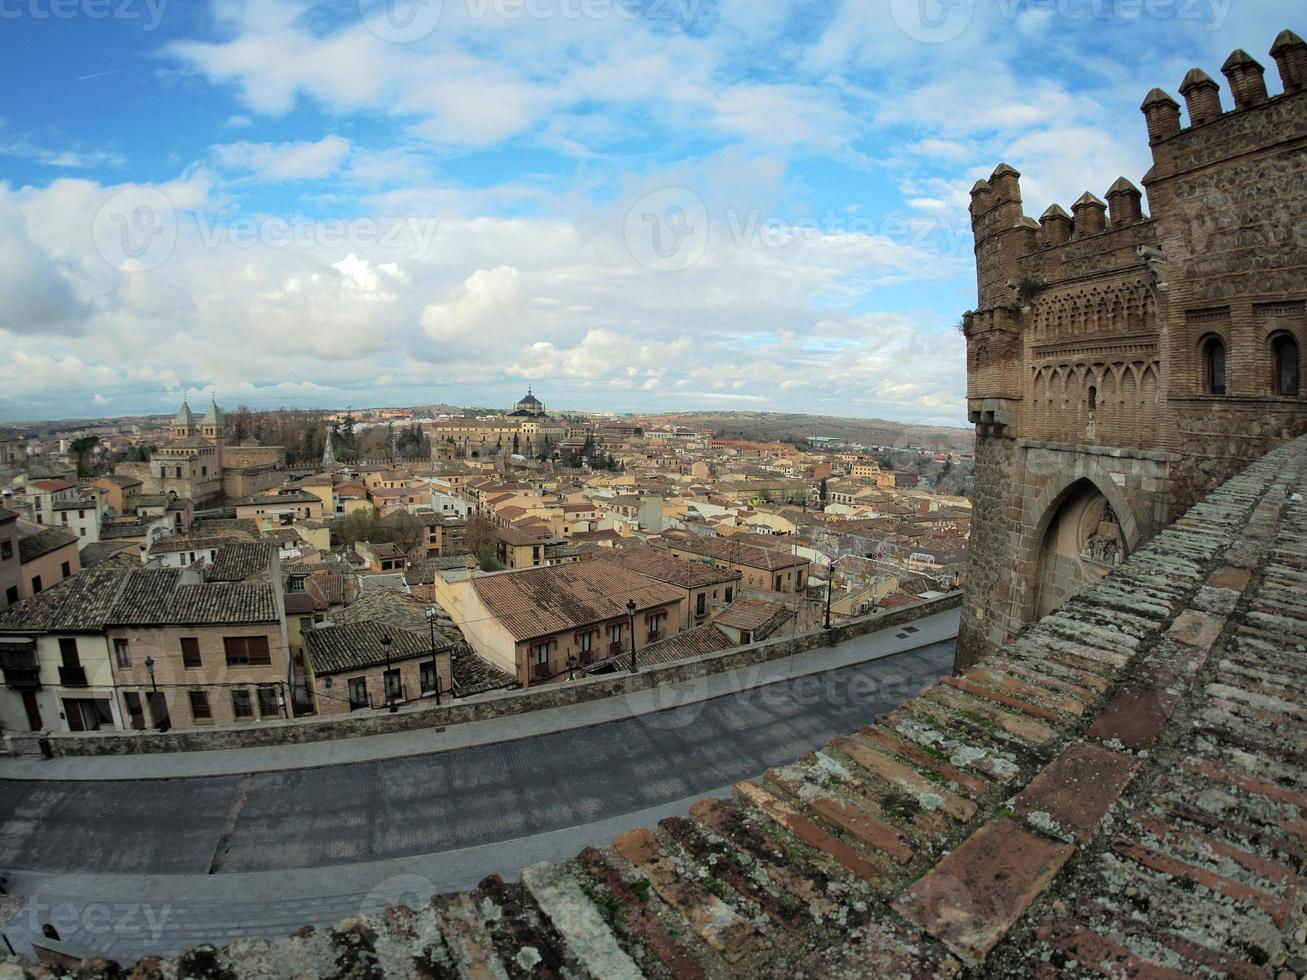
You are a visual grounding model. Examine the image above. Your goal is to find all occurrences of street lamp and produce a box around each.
[566,653,577,682]
[143,656,163,731]
[626,599,639,674]
[381,633,397,713]
[824,560,834,630]
[425,607,442,706]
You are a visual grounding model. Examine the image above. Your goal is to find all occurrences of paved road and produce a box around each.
[0,636,955,960]
[1,641,952,875]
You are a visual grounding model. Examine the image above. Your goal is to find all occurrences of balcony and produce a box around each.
[533,663,551,682]
[578,651,593,666]
[58,664,88,688]
[609,642,624,656]
[647,631,662,643]
[0,644,40,690]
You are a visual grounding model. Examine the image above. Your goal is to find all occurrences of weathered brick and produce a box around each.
[892,818,1074,964]
[829,735,978,822]
[733,781,882,882]
[1013,743,1137,843]
[611,827,765,964]
[1086,682,1179,750]
[575,847,706,980]
[1034,917,1194,980]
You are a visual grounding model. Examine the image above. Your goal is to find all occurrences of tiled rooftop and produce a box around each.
[10,437,1307,978]
[472,561,685,642]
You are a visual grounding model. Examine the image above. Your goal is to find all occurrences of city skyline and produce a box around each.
[1,0,1286,423]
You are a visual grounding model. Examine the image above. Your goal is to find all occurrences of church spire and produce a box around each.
[323,427,337,470]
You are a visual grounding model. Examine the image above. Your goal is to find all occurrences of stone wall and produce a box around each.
[2,595,960,758]
[960,30,1307,667]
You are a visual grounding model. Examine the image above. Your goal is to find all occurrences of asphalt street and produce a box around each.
[0,635,955,960]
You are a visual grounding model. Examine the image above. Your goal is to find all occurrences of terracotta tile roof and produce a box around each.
[664,532,809,571]
[715,596,790,634]
[30,480,75,492]
[597,622,735,672]
[111,569,280,626]
[206,541,275,582]
[17,526,77,563]
[595,547,740,589]
[305,621,436,676]
[473,562,683,642]
[0,567,279,632]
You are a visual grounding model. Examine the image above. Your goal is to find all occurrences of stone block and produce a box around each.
[1012,743,1138,842]
[892,818,1074,965]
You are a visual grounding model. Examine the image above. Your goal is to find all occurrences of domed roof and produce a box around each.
[517,388,542,406]
[173,400,196,426]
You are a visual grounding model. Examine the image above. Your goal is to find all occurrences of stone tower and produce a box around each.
[957,29,1307,669]
[171,400,196,441]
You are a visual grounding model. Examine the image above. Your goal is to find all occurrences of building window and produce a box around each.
[5,586,17,605]
[579,631,593,655]
[609,623,622,646]
[1203,336,1227,395]
[696,593,707,616]
[31,575,42,594]
[0,540,11,561]
[647,612,665,641]
[188,690,211,721]
[59,637,79,667]
[113,638,131,667]
[181,637,202,668]
[420,660,438,695]
[257,685,280,717]
[348,677,368,711]
[384,669,402,703]
[1273,334,1300,396]
[725,587,734,604]
[231,689,254,718]
[61,561,71,579]
[223,635,272,667]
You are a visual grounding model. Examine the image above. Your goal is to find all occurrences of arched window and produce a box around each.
[1087,386,1097,413]
[1203,336,1227,395]
[1273,334,1300,397]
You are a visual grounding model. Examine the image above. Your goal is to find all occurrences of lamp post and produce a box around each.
[824,560,834,630]
[381,633,397,713]
[143,656,163,730]
[566,653,577,682]
[626,599,638,674]
[425,607,442,706]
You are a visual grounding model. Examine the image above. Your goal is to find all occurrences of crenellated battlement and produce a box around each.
[959,28,1307,669]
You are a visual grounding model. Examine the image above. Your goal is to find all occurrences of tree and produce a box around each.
[69,436,101,478]
[463,513,499,568]
[386,509,425,555]
[512,433,520,455]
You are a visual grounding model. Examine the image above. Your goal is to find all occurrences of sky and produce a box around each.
[0,0,1292,424]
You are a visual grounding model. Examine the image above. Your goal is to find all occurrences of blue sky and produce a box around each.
[0,0,1292,423]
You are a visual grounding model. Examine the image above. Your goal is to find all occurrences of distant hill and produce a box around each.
[637,412,974,453]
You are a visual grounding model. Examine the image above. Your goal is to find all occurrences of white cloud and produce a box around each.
[212,135,352,181]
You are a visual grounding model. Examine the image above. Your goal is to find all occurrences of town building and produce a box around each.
[661,533,810,595]
[434,560,684,686]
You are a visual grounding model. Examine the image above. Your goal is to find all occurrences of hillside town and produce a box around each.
[0,390,971,733]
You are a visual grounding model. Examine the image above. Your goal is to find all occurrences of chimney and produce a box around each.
[1221,49,1268,108]
[1072,192,1108,238]
[1180,68,1223,126]
[1105,177,1144,228]
[1140,88,1181,143]
[1039,204,1073,246]
[1271,29,1307,94]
